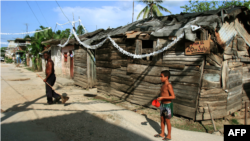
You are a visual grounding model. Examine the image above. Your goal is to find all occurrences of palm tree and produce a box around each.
[76,25,85,35]
[137,0,171,20]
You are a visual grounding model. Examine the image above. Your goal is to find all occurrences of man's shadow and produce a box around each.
[141,114,167,136]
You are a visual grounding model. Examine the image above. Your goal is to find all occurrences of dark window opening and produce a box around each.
[196,30,201,41]
[142,40,153,48]
[64,53,67,62]
[142,40,154,61]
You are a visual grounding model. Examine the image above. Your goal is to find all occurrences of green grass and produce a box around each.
[25,67,35,72]
[173,123,206,132]
[92,97,108,102]
[230,119,240,125]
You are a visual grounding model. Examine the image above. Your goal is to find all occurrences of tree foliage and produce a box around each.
[1,47,7,52]
[25,26,76,56]
[181,0,250,13]
[77,25,85,35]
[137,0,171,20]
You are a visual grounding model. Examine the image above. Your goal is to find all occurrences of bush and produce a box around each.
[32,57,37,70]
[5,57,13,63]
[21,54,27,66]
[230,119,240,125]
[36,55,42,71]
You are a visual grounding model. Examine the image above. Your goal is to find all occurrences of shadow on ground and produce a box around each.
[1,94,151,141]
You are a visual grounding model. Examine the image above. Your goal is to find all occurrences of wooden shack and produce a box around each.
[52,6,250,120]
[67,29,106,88]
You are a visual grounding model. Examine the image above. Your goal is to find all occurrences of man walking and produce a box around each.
[43,51,61,105]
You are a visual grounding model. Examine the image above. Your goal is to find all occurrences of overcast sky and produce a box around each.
[0,0,189,48]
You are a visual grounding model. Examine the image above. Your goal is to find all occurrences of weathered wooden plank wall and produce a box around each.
[196,34,250,120]
[196,65,228,120]
[242,66,250,109]
[226,61,243,115]
[73,48,88,88]
[93,33,249,121]
[95,37,204,119]
[95,38,134,94]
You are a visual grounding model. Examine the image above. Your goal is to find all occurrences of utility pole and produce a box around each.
[79,16,80,35]
[132,0,134,23]
[25,23,28,34]
[73,13,75,29]
[72,12,76,79]
[96,25,97,30]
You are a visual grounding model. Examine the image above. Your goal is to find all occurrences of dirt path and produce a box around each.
[1,64,223,141]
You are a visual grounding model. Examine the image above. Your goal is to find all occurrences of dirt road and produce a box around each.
[1,64,223,141]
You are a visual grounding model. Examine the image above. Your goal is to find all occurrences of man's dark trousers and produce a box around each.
[46,73,60,103]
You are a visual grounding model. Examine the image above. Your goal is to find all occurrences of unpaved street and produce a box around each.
[1,64,223,141]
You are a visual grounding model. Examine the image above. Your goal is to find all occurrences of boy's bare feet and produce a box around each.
[154,134,165,138]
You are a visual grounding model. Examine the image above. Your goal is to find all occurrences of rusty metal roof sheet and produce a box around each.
[235,18,250,47]
[218,21,237,48]
[126,31,141,38]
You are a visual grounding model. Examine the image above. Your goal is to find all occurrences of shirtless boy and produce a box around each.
[154,70,175,140]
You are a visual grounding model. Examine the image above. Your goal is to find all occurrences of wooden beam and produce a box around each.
[173,103,196,119]
[96,67,112,74]
[200,88,226,95]
[162,60,202,66]
[204,65,221,71]
[207,104,217,132]
[194,57,205,120]
[135,39,142,55]
[127,64,169,76]
[163,57,204,61]
[222,61,228,90]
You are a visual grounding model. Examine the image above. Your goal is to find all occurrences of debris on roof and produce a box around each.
[81,6,249,47]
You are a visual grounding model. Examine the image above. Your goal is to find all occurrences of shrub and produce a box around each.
[5,57,13,63]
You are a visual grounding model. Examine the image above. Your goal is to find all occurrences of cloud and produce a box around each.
[53,3,145,32]
[53,1,187,32]
[162,0,187,7]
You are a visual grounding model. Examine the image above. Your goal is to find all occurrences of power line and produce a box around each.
[35,0,49,26]
[55,0,70,22]
[26,0,42,26]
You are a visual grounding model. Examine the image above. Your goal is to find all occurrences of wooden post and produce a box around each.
[245,102,248,125]
[153,40,162,63]
[207,103,217,131]
[222,60,228,90]
[194,56,205,120]
[87,49,90,90]
[135,40,142,55]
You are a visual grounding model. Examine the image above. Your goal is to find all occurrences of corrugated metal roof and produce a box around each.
[235,18,250,47]
[82,6,249,46]
[218,21,237,48]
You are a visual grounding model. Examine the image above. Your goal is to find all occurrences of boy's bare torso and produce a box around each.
[160,83,172,104]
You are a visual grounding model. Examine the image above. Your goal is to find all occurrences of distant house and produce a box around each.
[5,40,16,59]
[14,38,31,64]
[5,38,31,63]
